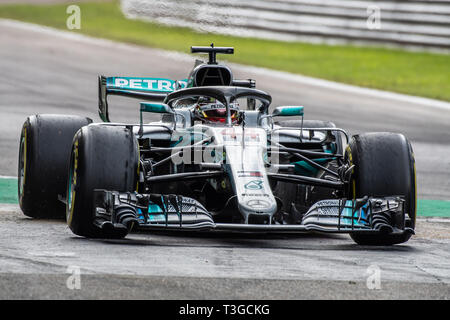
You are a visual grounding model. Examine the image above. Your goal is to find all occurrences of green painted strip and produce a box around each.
[417,199,450,218]
[0,177,449,217]
[0,178,18,204]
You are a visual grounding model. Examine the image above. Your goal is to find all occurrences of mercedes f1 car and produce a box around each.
[18,45,416,245]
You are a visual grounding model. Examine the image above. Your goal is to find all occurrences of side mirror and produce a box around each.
[272,106,304,117]
[139,102,174,137]
[140,102,174,114]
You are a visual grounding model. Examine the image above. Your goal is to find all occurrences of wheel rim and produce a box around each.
[67,164,74,215]
[66,141,78,224]
[18,128,27,202]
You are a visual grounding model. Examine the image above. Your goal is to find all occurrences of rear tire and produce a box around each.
[66,125,139,238]
[18,114,92,218]
[346,133,416,245]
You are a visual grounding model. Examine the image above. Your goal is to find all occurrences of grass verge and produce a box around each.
[0,1,449,101]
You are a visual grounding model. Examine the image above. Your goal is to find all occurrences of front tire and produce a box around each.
[66,125,139,238]
[346,133,416,245]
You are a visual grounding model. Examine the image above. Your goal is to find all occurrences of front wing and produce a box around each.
[92,190,414,237]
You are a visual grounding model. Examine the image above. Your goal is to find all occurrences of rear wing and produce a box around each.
[98,76,187,122]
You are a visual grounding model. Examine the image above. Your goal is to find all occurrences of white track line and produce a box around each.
[418,217,450,223]
[1,18,450,111]
[0,175,16,179]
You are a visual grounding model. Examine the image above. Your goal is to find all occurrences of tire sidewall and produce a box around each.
[67,125,139,238]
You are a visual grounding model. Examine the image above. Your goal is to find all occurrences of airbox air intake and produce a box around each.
[191,64,233,87]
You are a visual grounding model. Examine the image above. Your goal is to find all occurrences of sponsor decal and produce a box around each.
[244,180,264,190]
[221,128,260,142]
[246,199,270,209]
[199,104,225,111]
[238,171,263,178]
[107,77,187,93]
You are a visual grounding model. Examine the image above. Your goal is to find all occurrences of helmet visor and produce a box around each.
[201,106,239,123]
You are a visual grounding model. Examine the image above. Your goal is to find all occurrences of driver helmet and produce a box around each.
[195,100,240,124]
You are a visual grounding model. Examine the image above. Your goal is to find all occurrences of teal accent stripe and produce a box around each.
[0,177,449,217]
[294,158,330,176]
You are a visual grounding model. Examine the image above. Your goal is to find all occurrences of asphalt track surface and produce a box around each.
[0,20,449,299]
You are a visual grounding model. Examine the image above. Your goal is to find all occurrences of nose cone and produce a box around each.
[216,126,279,224]
[238,200,278,224]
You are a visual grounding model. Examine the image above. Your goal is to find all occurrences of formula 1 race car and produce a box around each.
[18,45,416,245]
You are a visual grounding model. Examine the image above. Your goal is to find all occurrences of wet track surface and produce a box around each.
[0,205,449,299]
[0,20,449,299]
